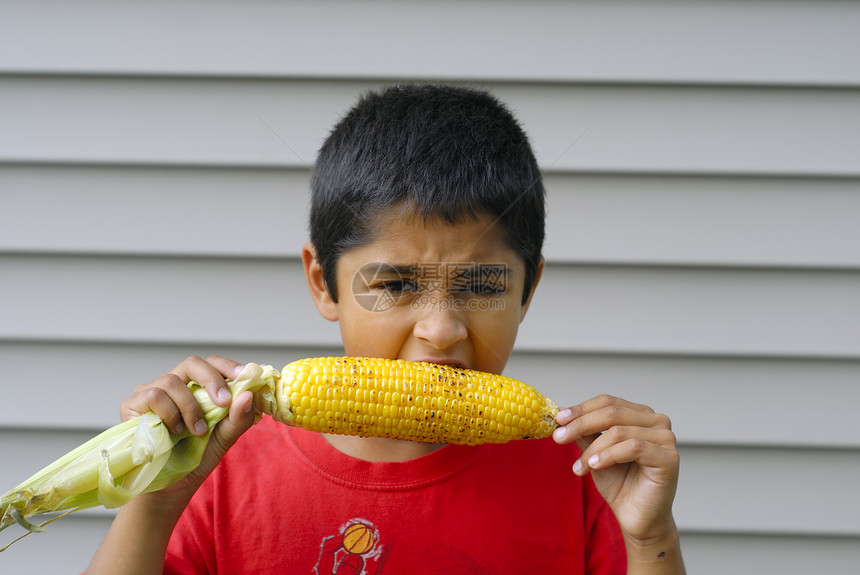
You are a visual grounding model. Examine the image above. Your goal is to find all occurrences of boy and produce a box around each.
[87,85,684,573]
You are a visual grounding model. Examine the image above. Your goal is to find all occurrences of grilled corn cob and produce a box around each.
[264,357,559,445]
[1,357,558,548]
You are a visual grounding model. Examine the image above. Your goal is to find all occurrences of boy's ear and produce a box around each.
[302,242,339,322]
[519,257,544,322]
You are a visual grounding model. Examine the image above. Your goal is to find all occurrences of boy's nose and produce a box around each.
[412,298,468,350]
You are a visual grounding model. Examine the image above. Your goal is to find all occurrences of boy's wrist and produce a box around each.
[125,488,193,529]
[622,521,686,575]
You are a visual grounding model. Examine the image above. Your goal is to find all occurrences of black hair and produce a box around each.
[310,84,545,303]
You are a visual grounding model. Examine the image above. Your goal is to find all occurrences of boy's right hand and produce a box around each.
[118,355,256,502]
[86,356,255,574]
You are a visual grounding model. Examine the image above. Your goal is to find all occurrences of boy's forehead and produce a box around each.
[361,210,518,261]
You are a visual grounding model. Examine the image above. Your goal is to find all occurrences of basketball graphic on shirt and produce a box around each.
[314,518,385,575]
[342,522,375,555]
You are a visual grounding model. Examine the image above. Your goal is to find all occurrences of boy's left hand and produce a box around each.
[552,394,680,544]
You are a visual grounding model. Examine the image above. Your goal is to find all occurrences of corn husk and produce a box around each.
[0,363,279,551]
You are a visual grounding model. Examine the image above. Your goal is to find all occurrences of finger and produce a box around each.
[204,354,247,383]
[173,355,245,408]
[557,395,656,425]
[582,438,680,477]
[207,391,255,460]
[121,373,204,435]
[555,407,671,445]
[574,428,678,476]
[164,372,220,436]
[582,426,677,460]
[552,423,601,453]
[554,394,656,434]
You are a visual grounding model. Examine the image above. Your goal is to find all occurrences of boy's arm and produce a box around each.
[85,493,186,575]
[553,395,686,575]
[85,356,255,575]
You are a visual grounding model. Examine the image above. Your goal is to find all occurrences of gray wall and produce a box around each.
[2,1,859,573]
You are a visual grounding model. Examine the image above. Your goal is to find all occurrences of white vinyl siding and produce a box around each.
[2,1,859,86]
[1,1,858,573]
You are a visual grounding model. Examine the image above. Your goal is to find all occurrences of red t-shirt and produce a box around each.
[164,416,626,574]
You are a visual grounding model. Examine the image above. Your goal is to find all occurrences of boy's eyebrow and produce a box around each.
[365,262,512,278]
[364,262,417,276]
[376,262,513,277]
[457,264,509,276]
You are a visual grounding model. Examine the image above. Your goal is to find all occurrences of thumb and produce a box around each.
[210,391,255,456]
[151,391,256,500]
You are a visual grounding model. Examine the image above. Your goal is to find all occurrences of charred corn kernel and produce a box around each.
[272,357,559,446]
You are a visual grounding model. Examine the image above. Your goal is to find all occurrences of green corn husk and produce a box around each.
[0,363,279,551]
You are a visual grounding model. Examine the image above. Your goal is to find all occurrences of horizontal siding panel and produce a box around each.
[0,254,338,346]
[2,431,855,536]
[674,446,860,536]
[2,78,859,176]
[543,174,860,268]
[0,514,110,574]
[1,1,858,86]
[1,165,311,258]
[3,342,858,449]
[2,255,859,357]
[0,77,345,168]
[5,166,860,269]
[523,265,860,357]
[679,532,860,575]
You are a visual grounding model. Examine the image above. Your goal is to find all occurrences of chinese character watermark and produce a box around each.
[352,262,508,313]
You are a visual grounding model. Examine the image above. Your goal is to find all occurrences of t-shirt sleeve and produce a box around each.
[163,524,208,574]
[162,483,217,575]
[581,470,627,574]
[585,499,627,574]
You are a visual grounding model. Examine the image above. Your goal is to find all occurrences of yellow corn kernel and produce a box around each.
[273,357,559,445]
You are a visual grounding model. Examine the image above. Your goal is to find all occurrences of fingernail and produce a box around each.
[233,364,246,377]
[195,420,208,435]
[174,422,185,435]
[218,388,232,403]
[588,454,599,468]
[573,459,583,475]
[556,408,571,422]
[553,427,567,441]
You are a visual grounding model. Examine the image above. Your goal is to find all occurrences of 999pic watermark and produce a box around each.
[352,262,508,313]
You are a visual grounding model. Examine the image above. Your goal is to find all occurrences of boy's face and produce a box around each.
[303,211,541,375]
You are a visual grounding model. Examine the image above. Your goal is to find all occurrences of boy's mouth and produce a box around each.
[419,358,468,371]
